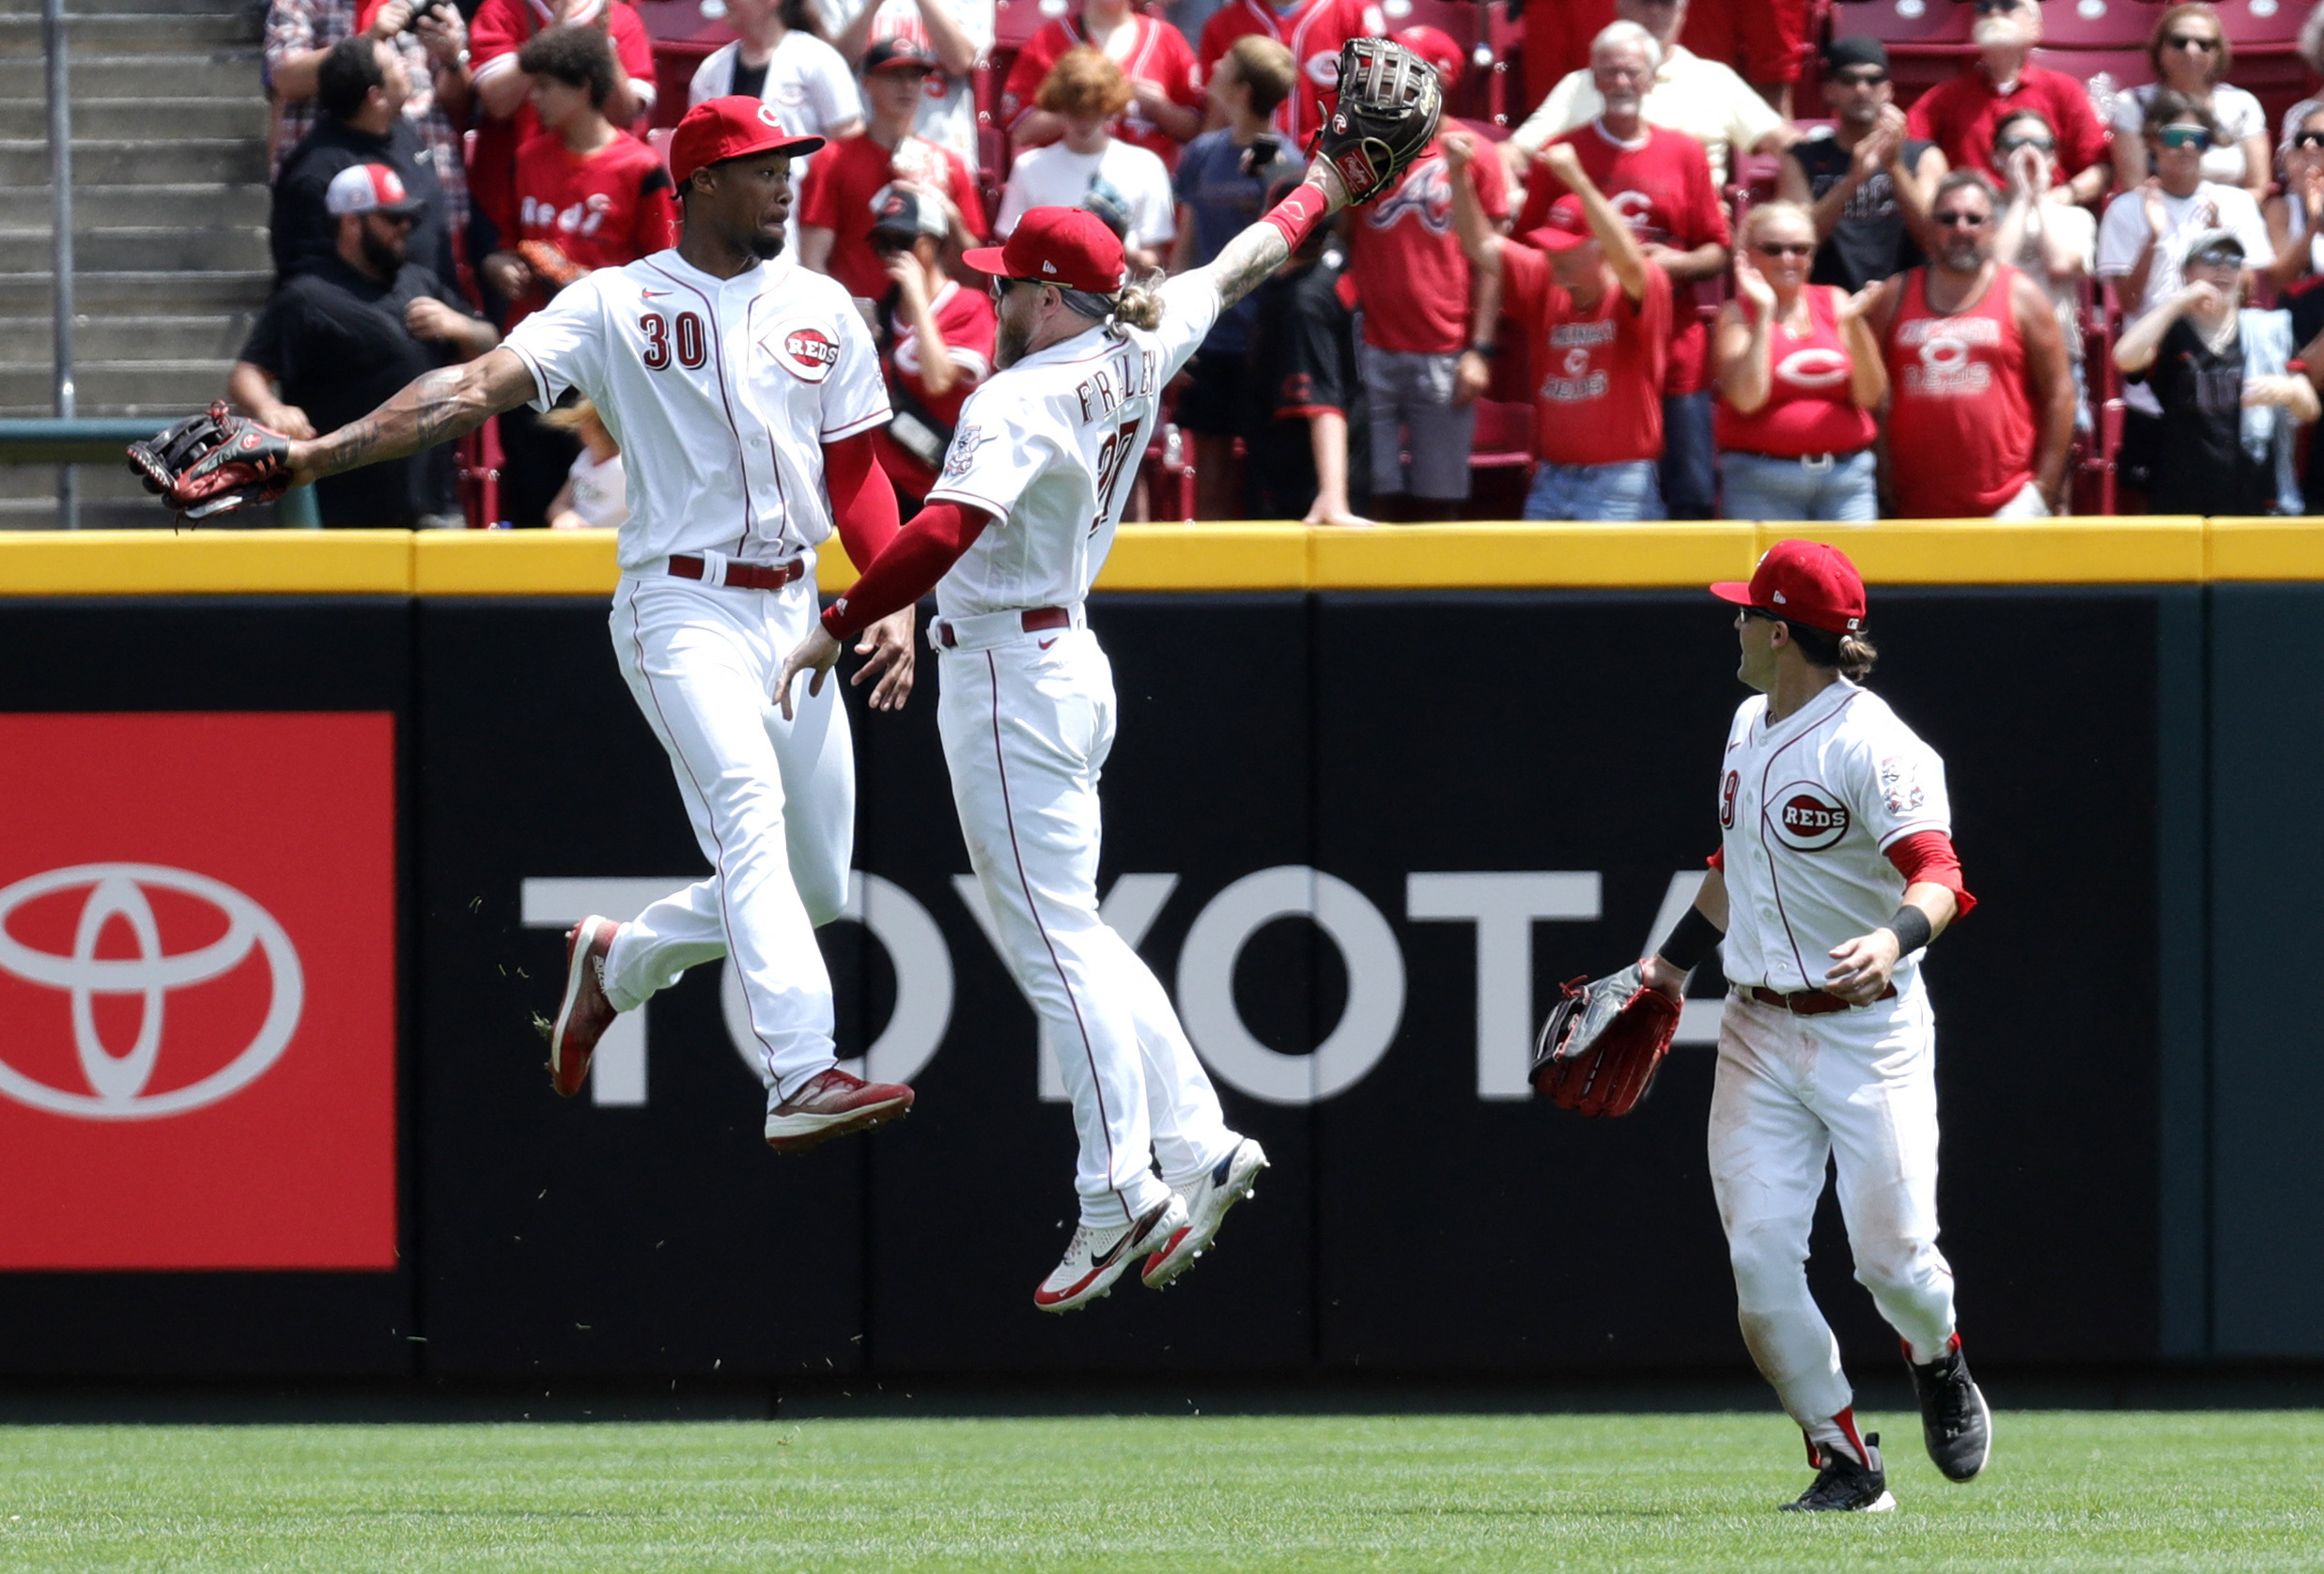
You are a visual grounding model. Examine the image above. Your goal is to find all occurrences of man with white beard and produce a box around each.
[1905,0,2111,209]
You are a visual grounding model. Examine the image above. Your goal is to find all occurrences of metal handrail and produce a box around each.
[0,418,168,465]
[44,0,75,529]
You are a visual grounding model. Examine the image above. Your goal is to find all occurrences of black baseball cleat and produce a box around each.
[1908,1335,1992,1481]
[1781,1433,1897,1513]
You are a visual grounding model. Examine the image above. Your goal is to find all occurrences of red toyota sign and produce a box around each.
[0,713,396,1270]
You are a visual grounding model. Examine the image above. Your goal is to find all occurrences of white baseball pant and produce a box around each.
[600,570,855,1101]
[1708,982,1958,1431]
[936,614,1239,1230]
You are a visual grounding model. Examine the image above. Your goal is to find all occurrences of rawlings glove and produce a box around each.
[1529,964,1681,1118]
[517,239,589,292]
[1309,36,1442,205]
[125,402,294,520]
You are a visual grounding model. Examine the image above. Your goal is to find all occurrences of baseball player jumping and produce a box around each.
[1642,541,1990,1509]
[134,97,924,1153]
[769,42,1445,1310]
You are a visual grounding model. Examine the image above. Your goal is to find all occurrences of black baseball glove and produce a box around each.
[126,402,295,520]
[1528,964,1681,1118]
[1310,36,1443,205]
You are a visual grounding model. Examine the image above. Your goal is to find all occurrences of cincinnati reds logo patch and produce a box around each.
[1879,754,1926,814]
[769,321,838,382]
[940,423,993,480]
[1770,782,1851,851]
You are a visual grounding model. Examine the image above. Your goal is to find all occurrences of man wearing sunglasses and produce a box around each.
[230,162,497,528]
[1778,37,1945,293]
[1904,0,2111,209]
[2098,91,2272,494]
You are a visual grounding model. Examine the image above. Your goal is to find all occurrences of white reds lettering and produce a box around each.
[1769,783,1851,852]
[1896,316,2000,397]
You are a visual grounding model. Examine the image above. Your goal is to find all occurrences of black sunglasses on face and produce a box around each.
[1832,69,1887,88]
[1994,133,2055,154]
[2296,131,2324,149]
[1932,210,1990,228]
[1739,607,1779,625]
[2164,33,2220,52]
[1971,0,2021,14]
[1754,241,1814,258]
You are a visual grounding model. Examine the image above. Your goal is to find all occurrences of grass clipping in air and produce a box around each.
[0,1412,2319,1570]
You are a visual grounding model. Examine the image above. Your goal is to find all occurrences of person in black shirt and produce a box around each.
[1777,37,1945,292]
[2114,231,2316,514]
[272,34,460,290]
[232,163,500,527]
[1242,177,1369,524]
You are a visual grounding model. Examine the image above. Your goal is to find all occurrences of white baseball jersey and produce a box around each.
[504,249,890,572]
[924,274,1219,618]
[1714,679,1952,995]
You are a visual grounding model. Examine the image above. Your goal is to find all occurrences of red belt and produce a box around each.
[1746,983,1897,1015]
[670,554,805,592]
[937,607,1071,648]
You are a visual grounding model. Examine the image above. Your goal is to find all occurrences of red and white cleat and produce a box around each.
[763,1067,915,1155]
[1034,1196,1187,1314]
[549,916,621,1098]
[1142,1137,1268,1289]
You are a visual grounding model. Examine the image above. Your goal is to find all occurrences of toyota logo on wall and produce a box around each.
[0,863,304,1119]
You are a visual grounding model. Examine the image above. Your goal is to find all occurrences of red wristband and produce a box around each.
[1262,182,1330,254]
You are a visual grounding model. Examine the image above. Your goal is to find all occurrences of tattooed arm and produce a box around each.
[1181,164,1353,316]
[286,347,537,488]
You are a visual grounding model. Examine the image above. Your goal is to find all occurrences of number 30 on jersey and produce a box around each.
[641,311,705,371]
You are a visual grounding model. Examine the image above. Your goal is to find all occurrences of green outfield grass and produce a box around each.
[0,1410,2316,1572]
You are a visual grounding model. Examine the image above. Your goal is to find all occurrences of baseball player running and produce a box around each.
[140,97,924,1154]
[1639,540,1990,1509]
[769,42,1443,1310]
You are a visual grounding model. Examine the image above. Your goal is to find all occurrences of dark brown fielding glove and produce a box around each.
[1309,36,1443,206]
[125,402,293,520]
[1529,964,1681,1118]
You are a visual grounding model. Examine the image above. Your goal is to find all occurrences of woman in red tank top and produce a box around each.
[1875,171,2076,517]
[1713,202,1886,520]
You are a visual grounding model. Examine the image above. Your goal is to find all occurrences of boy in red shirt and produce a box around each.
[1449,134,1670,520]
[865,188,996,502]
[798,38,986,301]
[467,0,656,263]
[1343,120,1510,519]
[484,23,675,526]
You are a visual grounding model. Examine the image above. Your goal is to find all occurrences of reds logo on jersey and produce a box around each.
[1775,347,1851,391]
[769,321,839,383]
[1770,783,1851,852]
[1368,155,1453,234]
[941,423,994,480]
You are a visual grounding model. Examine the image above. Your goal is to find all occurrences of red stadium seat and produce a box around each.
[2036,0,2165,49]
[993,0,1061,53]
[1469,398,1533,472]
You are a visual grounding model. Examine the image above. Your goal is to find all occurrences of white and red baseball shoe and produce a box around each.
[1034,1196,1188,1314]
[1141,1136,1268,1289]
[548,916,621,1098]
[763,1067,915,1155]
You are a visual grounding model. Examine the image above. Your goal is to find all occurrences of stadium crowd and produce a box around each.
[234,0,2324,527]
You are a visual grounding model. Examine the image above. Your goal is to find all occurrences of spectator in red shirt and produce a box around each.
[1516,21,1729,518]
[1712,201,1885,521]
[1343,105,1510,520]
[1449,135,1672,521]
[484,23,676,528]
[1002,0,1204,167]
[482,25,676,326]
[865,188,997,502]
[1904,0,2110,208]
[467,0,658,285]
[1197,0,1384,150]
[1683,0,1810,117]
[1868,169,2076,517]
[799,38,987,301]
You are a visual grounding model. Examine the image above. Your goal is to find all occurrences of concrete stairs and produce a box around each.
[0,0,274,529]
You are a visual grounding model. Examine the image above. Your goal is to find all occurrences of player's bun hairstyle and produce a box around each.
[1037,46,1135,119]
[1226,35,1297,118]
[519,23,619,112]
[1110,272,1165,331]
[1785,620,1879,680]
[318,33,388,124]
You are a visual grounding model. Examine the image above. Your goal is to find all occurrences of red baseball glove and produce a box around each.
[1528,964,1681,1118]
[125,402,294,520]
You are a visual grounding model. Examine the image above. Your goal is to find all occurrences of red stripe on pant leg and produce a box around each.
[985,649,1130,1225]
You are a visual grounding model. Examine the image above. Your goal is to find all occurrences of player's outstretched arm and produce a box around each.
[287,347,538,489]
[1180,163,1354,318]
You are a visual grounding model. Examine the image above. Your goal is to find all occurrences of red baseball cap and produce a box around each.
[1711,539,1867,633]
[963,208,1126,294]
[1397,24,1464,90]
[1524,194,1593,254]
[668,95,826,190]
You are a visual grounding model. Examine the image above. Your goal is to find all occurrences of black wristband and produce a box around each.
[1655,904,1725,973]
[1885,904,1933,955]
